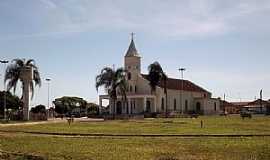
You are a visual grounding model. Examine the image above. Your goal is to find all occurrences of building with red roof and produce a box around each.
[99,37,221,115]
[241,99,270,114]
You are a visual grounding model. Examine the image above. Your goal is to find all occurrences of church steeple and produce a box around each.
[124,33,141,77]
[125,33,140,57]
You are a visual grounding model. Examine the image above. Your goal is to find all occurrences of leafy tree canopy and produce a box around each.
[53,96,87,114]
[30,104,46,114]
[0,91,23,115]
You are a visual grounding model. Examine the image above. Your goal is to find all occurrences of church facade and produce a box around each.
[99,38,221,115]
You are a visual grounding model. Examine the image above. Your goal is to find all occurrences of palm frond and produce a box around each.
[5,58,41,99]
[95,66,127,101]
[5,62,20,93]
[12,59,24,67]
[148,61,165,93]
[33,69,41,87]
[95,67,114,91]
[26,59,35,65]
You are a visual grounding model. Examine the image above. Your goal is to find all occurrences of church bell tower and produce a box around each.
[124,33,141,86]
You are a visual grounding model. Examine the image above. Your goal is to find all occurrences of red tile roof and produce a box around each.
[248,99,270,105]
[231,102,250,106]
[141,74,210,93]
[220,100,235,106]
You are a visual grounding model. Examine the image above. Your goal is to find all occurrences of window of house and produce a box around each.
[161,98,164,110]
[214,102,217,111]
[174,99,177,110]
[128,72,131,80]
[185,100,188,112]
[130,86,133,92]
[128,66,131,69]
[135,85,137,93]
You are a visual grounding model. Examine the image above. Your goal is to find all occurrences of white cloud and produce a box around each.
[38,0,57,9]
[2,0,270,39]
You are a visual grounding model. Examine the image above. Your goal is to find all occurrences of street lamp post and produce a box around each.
[45,78,51,118]
[1,60,9,121]
[178,68,186,114]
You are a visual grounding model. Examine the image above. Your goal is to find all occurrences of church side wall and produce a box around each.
[155,88,210,113]
[203,98,221,115]
[136,74,152,94]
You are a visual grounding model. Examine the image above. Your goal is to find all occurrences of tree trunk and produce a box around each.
[22,80,30,121]
[112,98,116,119]
[165,92,168,118]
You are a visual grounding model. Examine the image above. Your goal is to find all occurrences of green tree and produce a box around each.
[148,62,168,116]
[30,104,46,114]
[53,96,87,116]
[4,59,41,120]
[0,91,23,116]
[95,67,127,118]
[87,103,99,115]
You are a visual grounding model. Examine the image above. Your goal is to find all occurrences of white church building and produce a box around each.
[99,37,221,116]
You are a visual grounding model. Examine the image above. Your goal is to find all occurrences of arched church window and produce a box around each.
[185,100,188,112]
[174,99,176,110]
[161,98,164,110]
[128,72,131,80]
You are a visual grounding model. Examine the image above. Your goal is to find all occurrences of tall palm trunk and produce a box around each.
[112,98,116,119]
[22,80,30,121]
[163,77,168,118]
[21,66,33,121]
[165,92,168,118]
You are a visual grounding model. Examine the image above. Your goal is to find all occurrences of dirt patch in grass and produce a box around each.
[0,150,46,160]
[155,153,179,160]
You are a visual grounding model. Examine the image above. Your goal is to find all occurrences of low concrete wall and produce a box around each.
[103,114,144,120]
[30,113,47,121]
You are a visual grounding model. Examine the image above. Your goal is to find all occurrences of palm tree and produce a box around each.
[96,67,127,118]
[148,62,168,117]
[4,59,41,120]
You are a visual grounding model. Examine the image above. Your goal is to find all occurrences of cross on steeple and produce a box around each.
[131,32,135,40]
[125,32,139,57]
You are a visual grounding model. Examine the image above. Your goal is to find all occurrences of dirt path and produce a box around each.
[0,118,65,127]
[0,118,104,127]
[1,129,270,138]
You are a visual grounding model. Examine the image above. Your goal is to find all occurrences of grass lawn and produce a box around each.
[0,134,270,160]
[0,115,270,135]
[0,115,270,160]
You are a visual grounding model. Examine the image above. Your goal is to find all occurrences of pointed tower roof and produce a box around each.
[125,33,140,57]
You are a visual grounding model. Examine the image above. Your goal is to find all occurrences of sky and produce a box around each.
[0,0,270,107]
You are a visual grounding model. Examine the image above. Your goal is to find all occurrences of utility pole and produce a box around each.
[260,89,263,114]
[223,93,226,113]
[178,68,186,114]
[0,60,9,121]
[45,78,51,118]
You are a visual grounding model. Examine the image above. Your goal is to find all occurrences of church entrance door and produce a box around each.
[196,102,201,114]
[146,100,151,113]
[116,101,122,114]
